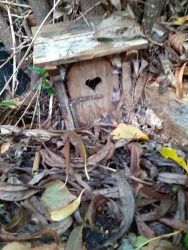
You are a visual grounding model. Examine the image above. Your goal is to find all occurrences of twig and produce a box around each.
[6,1,17,95]
[0,0,63,97]
[0,1,30,8]
[14,87,40,127]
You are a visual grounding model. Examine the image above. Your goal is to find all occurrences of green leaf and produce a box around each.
[0,101,17,108]
[29,66,46,76]
[184,232,188,248]
[134,235,149,248]
[65,225,84,250]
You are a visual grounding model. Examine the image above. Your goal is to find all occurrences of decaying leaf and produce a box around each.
[158,173,187,185]
[50,189,85,221]
[158,146,188,173]
[39,148,65,168]
[88,195,107,228]
[111,123,149,141]
[0,183,40,201]
[66,131,89,180]
[96,171,135,248]
[127,142,143,175]
[4,206,30,233]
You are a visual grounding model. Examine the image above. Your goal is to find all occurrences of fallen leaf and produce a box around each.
[88,137,114,165]
[175,62,187,99]
[127,142,143,175]
[2,242,29,250]
[158,146,188,173]
[139,199,172,221]
[41,180,76,211]
[65,225,85,250]
[174,15,188,25]
[0,183,40,201]
[61,139,70,186]
[111,123,149,141]
[168,33,187,54]
[0,142,10,154]
[88,195,107,228]
[4,206,30,232]
[66,131,89,180]
[135,236,149,248]
[158,173,187,185]
[50,189,85,221]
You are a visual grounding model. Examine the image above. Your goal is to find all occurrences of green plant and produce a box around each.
[29,66,55,95]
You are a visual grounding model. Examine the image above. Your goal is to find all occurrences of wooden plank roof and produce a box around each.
[33,15,148,67]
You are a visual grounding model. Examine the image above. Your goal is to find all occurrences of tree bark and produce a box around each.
[28,0,51,25]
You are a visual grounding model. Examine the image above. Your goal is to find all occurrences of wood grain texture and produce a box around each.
[33,16,148,66]
[67,57,119,126]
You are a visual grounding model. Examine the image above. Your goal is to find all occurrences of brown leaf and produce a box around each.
[39,148,65,168]
[136,214,155,238]
[4,206,30,232]
[88,137,115,165]
[61,139,71,185]
[168,33,187,54]
[65,131,89,180]
[127,142,143,175]
[0,183,40,201]
[139,199,172,221]
[88,195,107,228]
[175,62,187,99]
[61,139,70,168]
[101,171,135,248]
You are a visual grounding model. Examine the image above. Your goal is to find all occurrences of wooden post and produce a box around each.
[46,66,75,130]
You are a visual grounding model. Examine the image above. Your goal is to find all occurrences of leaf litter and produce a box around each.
[1,1,188,250]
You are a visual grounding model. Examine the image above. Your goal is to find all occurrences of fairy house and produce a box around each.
[33,12,148,129]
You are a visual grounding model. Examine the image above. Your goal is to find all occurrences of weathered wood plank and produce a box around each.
[147,85,188,144]
[32,17,148,67]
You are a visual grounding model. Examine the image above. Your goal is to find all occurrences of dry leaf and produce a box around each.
[0,143,10,154]
[2,242,29,250]
[168,33,187,54]
[65,225,85,250]
[175,62,187,99]
[174,15,188,25]
[66,131,89,180]
[158,146,188,173]
[88,137,114,165]
[111,123,149,141]
[50,189,85,221]
[0,183,40,201]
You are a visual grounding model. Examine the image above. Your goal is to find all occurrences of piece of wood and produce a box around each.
[147,85,188,144]
[33,16,148,67]
[50,66,75,130]
[67,57,119,126]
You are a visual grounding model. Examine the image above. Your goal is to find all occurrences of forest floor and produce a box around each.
[0,1,188,250]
